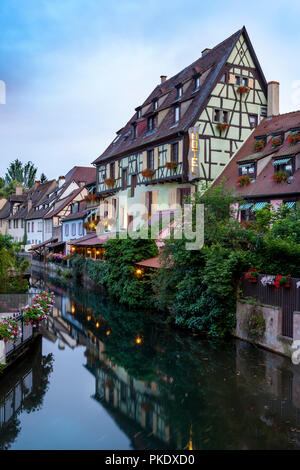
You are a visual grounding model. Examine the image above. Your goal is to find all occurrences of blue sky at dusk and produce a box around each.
[0,0,300,180]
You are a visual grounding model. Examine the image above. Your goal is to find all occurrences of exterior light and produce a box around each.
[71,247,75,253]
[135,268,142,276]
[96,322,100,328]
[87,315,91,321]
[136,336,142,344]
[106,330,111,336]
[96,250,100,255]
[71,305,75,314]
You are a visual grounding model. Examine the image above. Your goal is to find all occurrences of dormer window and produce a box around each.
[136,108,141,119]
[213,109,228,123]
[271,134,283,147]
[147,115,156,131]
[272,157,294,176]
[194,74,200,90]
[238,162,256,178]
[153,98,158,111]
[174,105,180,123]
[176,85,183,99]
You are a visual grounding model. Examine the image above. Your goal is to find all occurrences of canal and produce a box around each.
[0,274,299,450]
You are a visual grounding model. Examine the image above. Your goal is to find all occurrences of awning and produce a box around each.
[238,163,254,168]
[86,208,98,217]
[238,203,253,211]
[272,158,291,166]
[30,237,58,251]
[71,234,113,247]
[47,241,66,249]
[251,202,268,211]
[88,185,96,193]
[285,201,296,208]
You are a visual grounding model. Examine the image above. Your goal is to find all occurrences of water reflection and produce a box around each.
[0,274,299,449]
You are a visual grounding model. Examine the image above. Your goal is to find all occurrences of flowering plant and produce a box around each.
[272,170,288,184]
[287,132,300,146]
[216,122,229,132]
[165,161,178,170]
[236,175,251,187]
[273,274,291,291]
[245,268,260,282]
[23,291,54,328]
[237,86,250,95]
[142,168,155,178]
[271,136,283,147]
[0,318,22,343]
[85,194,97,201]
[47,253,67,263]
[104,177,116,187]
[254,140,265,152]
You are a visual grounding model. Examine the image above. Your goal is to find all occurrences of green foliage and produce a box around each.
[0,235,29,293]
[0,180,21,198]
[5,158,37,189]
[247,308,266,340]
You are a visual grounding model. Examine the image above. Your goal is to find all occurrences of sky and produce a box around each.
[0,0,300,180]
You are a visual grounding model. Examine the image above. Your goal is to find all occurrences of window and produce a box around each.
[273,157,294,176]
[220,73,227,83]
[147,116,155,131]
[65,224,69,236]
[249,115,258,129]
[238,163,256,178]
[147,149,154,169]
[14,220,18,229]
[174,105,180,123]
[72,202,79,213]
[131,174,137,198]
[153,98,158,110]
[194,75,200,90]
[127,215,134,232]
[132,123,137,139]
[158,145,167,166]
[176,85,183,99]
[8,220,11,229]
[78,222,83,236]
[71,223,76,236]
[31,222,34,232]
[110,162,115,179]
[38,221,43,232]
[171,142,179,163]
[213,109,228,123]
[179,187,191,207]
[27,222,30,233]
[235,75,248,87]
[45,220,52,233]
[122,169,127,190]
[136,108,141,119]
[260,107,267,117]
[147,191,152,217]
[21,220,24,229]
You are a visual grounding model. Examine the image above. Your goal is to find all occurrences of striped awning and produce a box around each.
[251,202,268,211]
[272,158,291,166]
[238,203,253,211]
[86,208,97,217]
[88,185,96,193]
[239,162,254,168]
[285,201,296,208]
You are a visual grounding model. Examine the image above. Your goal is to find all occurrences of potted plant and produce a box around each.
[142,168,155,178]
[237,86,250,95]
[273,274,291,291]
[287,132,300,146]
[272,170,288,184]
[254,140,265,152]
[216,122,229,132]
[23,291,54,328]
[245,268,260,283]
[165,161,178,170]
[236,175,251,187]
[0,318,22,343]
[271,136,283,147]
[104,177,116,187]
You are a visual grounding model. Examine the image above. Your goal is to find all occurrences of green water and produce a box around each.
[0,276,299,450]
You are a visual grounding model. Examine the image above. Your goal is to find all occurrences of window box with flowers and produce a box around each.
[0,318,22,343]
[254,140,265,152]
[287,132,300,146]
[271,136,283,147]
[272,170,288,184]
[237,86,250,95]
[23,291,54,328]
[236,175,251,187]
[245,268,261,283]
[142,168,155,178]
[216,122,229,132]
[104,177,116,187]
[273,274,291,291]
[85,194,97,202]
[165,161,178,170]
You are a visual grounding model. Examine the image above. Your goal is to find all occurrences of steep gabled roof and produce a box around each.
[65,166,96,185]
[0,201,10,219]
[212,110,300,198]
[44,188,84,219]
[9,180,57,220]
[93,26,266,165]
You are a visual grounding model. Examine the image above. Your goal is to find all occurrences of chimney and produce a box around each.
[35,180,40,186]
[15,185,23,196]
[267,81,279,117]
[160,75,167,84]
[201,48,211,57]
[58,176,66,188]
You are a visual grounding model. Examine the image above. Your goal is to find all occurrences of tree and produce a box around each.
[0,180,21,198]
[5,159,37,189]
[40,173,48,183]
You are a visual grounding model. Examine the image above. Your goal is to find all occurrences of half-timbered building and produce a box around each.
[93,26,268,232]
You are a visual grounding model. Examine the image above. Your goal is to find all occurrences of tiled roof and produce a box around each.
[43,188,84,219]
[8,180,57,220]
[65,166,96,185]
[70,233,113,246]
[93,27,266,165]
[62,209,88,221]
[213,110,300,198]
[135,257,162,269]
[0,201,10,219]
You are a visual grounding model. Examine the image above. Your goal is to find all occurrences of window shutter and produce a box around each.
[115,160,119,179]
[152,190,159,214]
[140,191,147,220]
[106,164,110,178]
[142,151,147,170]
[154,148,159,169]
[229,74,235,84]
[248,78,254,89]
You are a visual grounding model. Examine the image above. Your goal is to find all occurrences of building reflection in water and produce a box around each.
[0,337,54,450]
